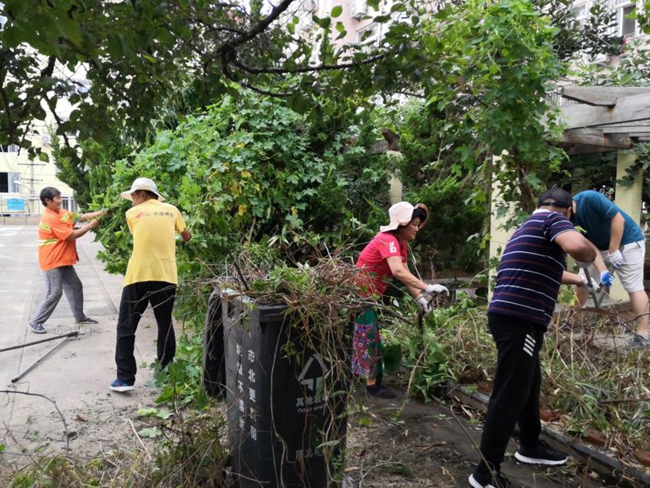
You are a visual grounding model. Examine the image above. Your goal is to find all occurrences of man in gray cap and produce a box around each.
[110,177,191,392]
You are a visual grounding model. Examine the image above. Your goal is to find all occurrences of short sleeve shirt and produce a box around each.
[488,210,575,329]
[356,232,407,297]
[37,207,78,271]
[124,199,187,286]
[573,190,643,250]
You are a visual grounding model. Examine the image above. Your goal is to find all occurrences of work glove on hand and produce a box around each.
[600,270,615,288]
[416,295,432,315]
[578,269,600,292]
[425,284,449,295]
[607,250,623,268]
[574,260,594,269]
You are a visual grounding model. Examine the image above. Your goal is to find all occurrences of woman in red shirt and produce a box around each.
[354,202,448,398]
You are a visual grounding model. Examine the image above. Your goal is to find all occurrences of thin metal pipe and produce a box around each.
[0,331,78,354]
[11,336,73,383]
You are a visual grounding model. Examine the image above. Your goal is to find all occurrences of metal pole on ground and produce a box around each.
[0,331,79,354]
[10,335,75,383]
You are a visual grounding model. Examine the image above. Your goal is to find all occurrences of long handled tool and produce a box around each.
[0,331,78,354]
[417,292,437,334]
[10,334,77,383]
[583,268,605,309]
[583,269,639,338]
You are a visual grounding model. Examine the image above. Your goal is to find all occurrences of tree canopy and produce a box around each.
[0,0,641,271]
[0,0,625,154]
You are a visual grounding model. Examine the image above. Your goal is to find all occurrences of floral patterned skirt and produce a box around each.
[351,308,383,381]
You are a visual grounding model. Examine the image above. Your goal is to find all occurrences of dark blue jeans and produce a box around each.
[477,313,545,474]
[115,281,177,385]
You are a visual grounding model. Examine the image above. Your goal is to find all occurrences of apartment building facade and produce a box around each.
[294,0,407,63]
[0,75,86,217]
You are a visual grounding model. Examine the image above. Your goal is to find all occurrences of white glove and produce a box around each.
[606,250,623,268]
[578,269,600,292]
[425,284,449,295]
[574,260,594,269]
[416,295,431,315]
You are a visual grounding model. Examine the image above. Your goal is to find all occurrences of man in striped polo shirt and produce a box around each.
[469,188,598,488]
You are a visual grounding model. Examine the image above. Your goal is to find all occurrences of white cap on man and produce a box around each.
[120,177,165,201]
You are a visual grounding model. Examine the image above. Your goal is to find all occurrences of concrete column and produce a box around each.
[614,152,642,224]
[610,151,642,301]
[388,175,403,205]
[386,150,403,204]
[488,152,516,300]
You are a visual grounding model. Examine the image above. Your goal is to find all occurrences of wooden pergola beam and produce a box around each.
[556,129,633,149]
[600,120,650,135]
[561,86,650,106]
[559,92,650,129]
[565,145,619,155]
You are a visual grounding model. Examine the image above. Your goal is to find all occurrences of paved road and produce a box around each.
[0,225,161,466]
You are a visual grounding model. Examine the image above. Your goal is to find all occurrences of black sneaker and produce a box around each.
[515,440,567,466]
[109,378,134,393]
[28,323,46,334]
[469,471,511,488]
[626,334,650,350]
[76,317,99,324]
[365,384,397,399]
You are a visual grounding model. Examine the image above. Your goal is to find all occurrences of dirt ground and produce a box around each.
[342,373,624,488]
[0,369,630,488]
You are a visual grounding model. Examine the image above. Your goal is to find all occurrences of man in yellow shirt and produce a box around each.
[110,178,191,392]
[29,187,104,334]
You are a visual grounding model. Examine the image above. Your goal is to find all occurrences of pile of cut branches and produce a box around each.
[384,298,650,471]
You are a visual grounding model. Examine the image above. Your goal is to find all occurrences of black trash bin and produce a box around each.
[202,289,226,400]
[223,294,350,488]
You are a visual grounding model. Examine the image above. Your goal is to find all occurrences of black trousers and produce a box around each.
[115,281,177,385]
[477,313,545,473]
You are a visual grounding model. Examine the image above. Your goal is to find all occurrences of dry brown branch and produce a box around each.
[128,419,151,460]
[0,389,70,455]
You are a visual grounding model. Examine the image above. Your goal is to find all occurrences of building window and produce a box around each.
[615,1,638,38]
[60,196,78,212]
[572,2,589,28]
[298,11,313,31]
[351,0,368,19]
[358,23,380,53]
[70,79,91,96]
[0,144,19,153]
[1,172,23,193]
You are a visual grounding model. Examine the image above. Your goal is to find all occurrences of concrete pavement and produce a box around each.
[0,225,163,467]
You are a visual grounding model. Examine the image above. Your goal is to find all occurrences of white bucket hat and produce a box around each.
[380,202,414,232]
[120,177,165,201]
[379,201,428,233]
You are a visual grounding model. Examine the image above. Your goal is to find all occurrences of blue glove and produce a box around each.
[600,271,615,288]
